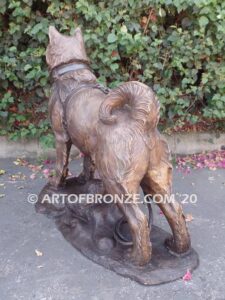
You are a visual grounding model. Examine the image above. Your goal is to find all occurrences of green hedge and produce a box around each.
[0,0,225,146]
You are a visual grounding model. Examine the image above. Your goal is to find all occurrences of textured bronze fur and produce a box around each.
[46,26,191,266]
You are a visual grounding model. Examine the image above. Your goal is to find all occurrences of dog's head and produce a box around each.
[46,26,89,70]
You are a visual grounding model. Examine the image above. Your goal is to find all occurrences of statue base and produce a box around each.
[36,177,199,285]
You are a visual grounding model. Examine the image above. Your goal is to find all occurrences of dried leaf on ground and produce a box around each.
[0,169,6,175]
[30,173,36,180]
[35,249,43,257]
[17,185,25,189]
[13,158,28,166]
[176,150,225,173]
[9,173,27,181]
[185,214,194,222]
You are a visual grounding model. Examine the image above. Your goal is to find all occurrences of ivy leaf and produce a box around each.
[120,25,128,33]
[199,16,209,27]
[0,111,8,118]
[24,64,32,71]
[107,33,117,43]
[30,23,43,35]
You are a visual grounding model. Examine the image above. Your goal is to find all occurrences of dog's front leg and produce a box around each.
[50,139,72,188]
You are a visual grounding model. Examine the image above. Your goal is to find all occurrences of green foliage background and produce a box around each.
[0,0,225,146]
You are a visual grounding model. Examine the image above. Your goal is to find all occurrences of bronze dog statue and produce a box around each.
[46,26,191,266]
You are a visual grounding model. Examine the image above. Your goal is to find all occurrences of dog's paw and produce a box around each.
[165,236,191,256]
[125,245,151,266]
[48,176,63,189]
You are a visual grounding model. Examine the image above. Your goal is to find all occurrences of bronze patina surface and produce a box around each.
[36,24,198,283]
[36,177,198,285]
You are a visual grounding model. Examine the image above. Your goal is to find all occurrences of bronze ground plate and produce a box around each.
[36,177,199,285]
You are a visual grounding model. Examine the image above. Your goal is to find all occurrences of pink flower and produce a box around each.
[196,162,203,168]
[44,159,50,165]
[44,159,54,165]
[183,270,192,281]
[219,160,225,168]
[43,168,50,175]
[43,169,51,178]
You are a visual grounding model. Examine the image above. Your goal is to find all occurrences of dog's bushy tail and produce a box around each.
[99,81,160,131]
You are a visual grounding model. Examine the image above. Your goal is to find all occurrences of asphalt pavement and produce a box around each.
[0,158,225,300]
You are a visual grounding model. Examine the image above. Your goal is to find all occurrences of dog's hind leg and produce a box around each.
[141,138,191,254]
[103,178,151,266]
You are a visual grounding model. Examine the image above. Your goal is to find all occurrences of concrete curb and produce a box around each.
[0,137,79,159]
[164,132,225,155]
[0,132,224,158]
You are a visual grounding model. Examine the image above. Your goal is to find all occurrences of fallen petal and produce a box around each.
[30,174,36,180]
[183,270,192,281]
[43,169,50,175]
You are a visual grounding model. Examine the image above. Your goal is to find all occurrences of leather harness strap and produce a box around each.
[51,62,110,135]
[61,82,110,132]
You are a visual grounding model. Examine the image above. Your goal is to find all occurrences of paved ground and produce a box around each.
[0,158,225,300]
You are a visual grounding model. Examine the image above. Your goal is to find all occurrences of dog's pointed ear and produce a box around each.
[49,26,61,43]
[74,27,84,43]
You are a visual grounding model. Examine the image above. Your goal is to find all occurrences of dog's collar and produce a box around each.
[51,62,90,78]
